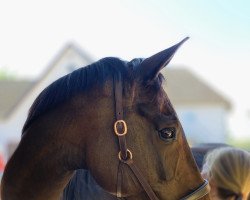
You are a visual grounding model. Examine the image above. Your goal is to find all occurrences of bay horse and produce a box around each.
[1,38,210,200]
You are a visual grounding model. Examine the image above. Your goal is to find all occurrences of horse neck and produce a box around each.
[1,139,72,200]
[1,101,88,200]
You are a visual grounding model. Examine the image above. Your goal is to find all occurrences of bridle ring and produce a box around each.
[114,120,127,136]
[118,149,133,162]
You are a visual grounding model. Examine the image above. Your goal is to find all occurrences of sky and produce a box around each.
[0,0,250,139]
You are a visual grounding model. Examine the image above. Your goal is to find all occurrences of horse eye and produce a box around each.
[158,127,176,142]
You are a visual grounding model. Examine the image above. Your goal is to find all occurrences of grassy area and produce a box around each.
[227,138,250,151]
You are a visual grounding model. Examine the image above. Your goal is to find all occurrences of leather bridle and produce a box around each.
[113,72,210,200]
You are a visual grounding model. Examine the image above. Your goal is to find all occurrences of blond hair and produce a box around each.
[202,147,250,199]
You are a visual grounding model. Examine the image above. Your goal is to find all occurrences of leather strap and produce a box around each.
[120,158,159,200]
[180,179,210,200]
[114,72,159,200]
[114,73,128,160]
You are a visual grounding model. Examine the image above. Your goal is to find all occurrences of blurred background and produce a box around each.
[0,0,250,168]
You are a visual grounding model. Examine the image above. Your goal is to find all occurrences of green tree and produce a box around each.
[0,68,16,80]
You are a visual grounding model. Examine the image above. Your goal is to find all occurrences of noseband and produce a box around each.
[113,73,210,200]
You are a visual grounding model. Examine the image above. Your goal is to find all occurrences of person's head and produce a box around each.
[201,147,250,200]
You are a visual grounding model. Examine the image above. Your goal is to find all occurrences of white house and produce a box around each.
[162,68,231,145]
[0,43,231,160]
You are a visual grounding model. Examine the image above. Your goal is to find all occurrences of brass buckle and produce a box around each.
[118,149,133,162]
[114,120,127,136]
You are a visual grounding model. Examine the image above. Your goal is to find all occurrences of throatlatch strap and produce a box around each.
[114,72,128,160]
[114,72,159,200]
[116,162,122,198]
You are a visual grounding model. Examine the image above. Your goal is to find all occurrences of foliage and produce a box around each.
[0,68,16,80]
[227,138,250,151]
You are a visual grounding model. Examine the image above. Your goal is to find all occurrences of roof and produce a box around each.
[36,42,93,83]
[0,44,231,120]
[0,42,94,120]
[162,67,231,109]
[0,80,33,119]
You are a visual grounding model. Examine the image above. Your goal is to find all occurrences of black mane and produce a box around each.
[22,57,143,133]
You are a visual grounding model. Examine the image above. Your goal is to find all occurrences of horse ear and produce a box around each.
[137,37,189,82]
